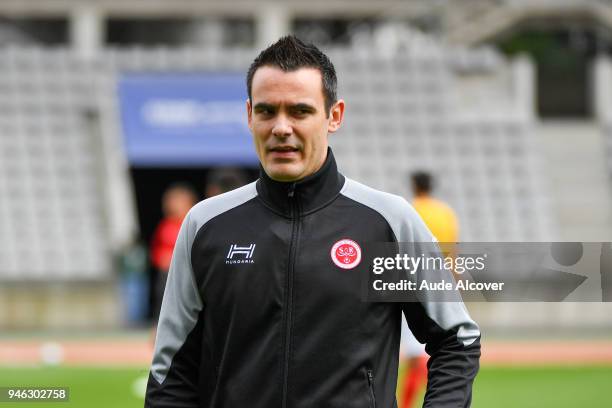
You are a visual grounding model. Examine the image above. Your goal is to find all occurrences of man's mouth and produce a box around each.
[269,146,300,153]
[268,146,300,160]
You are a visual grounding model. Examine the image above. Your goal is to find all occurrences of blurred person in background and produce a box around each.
[146,36,479,408]
[150,183,198,323]
[399,170,460,408]
[410,171,459,244]
[204,168,249,198]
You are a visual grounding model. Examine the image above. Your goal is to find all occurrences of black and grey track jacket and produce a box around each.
[145,149,481,408]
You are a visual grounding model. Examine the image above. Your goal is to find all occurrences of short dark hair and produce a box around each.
[411,171,433,195]
[246,35,338,115]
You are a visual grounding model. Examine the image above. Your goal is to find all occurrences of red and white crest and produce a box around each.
[331,239,362,269]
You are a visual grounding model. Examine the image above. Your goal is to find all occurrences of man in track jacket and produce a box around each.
[145,35,480,408]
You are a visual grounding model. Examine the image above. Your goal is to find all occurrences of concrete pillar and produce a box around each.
[256,2,291,49]
[514,55,536,121]
[594,56,612,123]
[70,4,104,59]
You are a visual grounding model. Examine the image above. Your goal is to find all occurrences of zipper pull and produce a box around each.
[367,369,376,408]
[288,182,296,198]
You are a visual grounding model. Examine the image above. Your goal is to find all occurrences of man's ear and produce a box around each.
[246,99,253,131]
[328,99,345,134]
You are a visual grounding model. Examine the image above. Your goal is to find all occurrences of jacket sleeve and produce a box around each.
[145,209,205,408]
[401,204,481,408]
[401,301,480,407]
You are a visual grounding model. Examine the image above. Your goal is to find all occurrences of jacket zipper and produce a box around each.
[282,182,299,408]
[367,369,377,408]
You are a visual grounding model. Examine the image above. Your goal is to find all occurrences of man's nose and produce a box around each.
[271,115,292,138]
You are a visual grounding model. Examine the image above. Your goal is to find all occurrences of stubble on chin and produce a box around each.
[266,162,303,182]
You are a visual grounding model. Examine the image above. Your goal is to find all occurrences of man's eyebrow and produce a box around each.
[253,102,276,111]
[253,102,316,112]
[290,103,316,112]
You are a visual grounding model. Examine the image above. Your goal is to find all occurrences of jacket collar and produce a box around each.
[256,148,345,217]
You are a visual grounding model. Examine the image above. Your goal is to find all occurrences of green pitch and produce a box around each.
[0,365,610,407]
[471,366,612,408]
[0,366,148,408]
[399,365,612,408]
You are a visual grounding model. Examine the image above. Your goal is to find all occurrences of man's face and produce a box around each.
[247,66,344,182]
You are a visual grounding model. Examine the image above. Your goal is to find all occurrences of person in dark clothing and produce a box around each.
[145,35,480,408]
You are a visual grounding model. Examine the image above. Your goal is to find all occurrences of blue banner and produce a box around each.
[118,73,258,166]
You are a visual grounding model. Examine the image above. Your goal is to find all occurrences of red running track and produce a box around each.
[1,340,612,366]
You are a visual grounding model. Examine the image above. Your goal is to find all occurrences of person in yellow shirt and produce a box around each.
[411,171,459,244]
[399,171,459,408]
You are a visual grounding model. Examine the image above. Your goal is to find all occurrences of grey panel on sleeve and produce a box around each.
[151,182,258,384]
[340,178,480,346]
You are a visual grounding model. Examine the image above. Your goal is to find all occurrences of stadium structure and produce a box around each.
[0,0,611,334]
